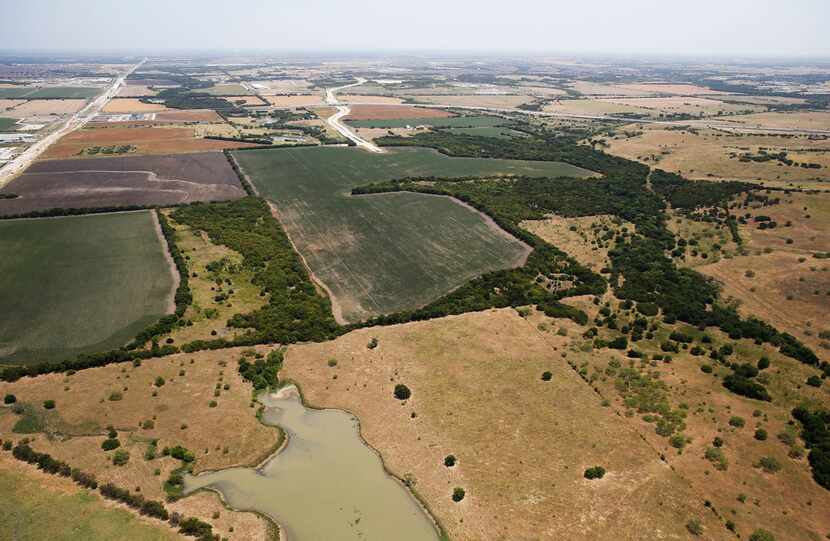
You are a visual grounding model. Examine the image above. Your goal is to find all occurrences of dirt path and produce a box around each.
[151,209,180,315]
[266,201,346,325]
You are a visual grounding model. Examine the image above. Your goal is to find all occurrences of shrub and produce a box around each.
[541,371,553,381]
[670,434,686,449]
[712,436,724,448]
[3,394,16,404]
[584,466,606,480]
[327,359,338,367]
[729,416,745,428]
[208,400,218,408]
[686,519,704,536]
[756,456,781,473]
[748,529,776,541]
[754,428,768,441]
[451,487,465,502]
[757,356,770,370]
[43,400,55,410]
[700,364,713,374]
[723,374,771,402]
[705,447,728,471]
[101,438,121,451]
[142,419,155,430]
[607,336,628,350]
[108,391,123,401]
[154,377,165,387]
[393,384,411,401]
[444,455,456,467]
[112,449,130,466]
[367,338,379,349]
[806,375,822,387]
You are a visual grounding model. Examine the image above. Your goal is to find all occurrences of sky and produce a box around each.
[2,0,828,57]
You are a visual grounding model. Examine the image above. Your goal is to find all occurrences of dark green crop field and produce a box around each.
[346,115,508,129]
[0,118,18,131]
[0,211,175,365]
[0,87,100,99]
[234,146,594,323]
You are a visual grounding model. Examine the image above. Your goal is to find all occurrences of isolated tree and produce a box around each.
[393,384,411,401]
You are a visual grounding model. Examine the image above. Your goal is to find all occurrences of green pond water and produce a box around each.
[183,385,440,541]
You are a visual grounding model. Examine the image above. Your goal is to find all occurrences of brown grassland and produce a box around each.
[223,96,268,107]
[281,309,724,541]
[520,214,635,271]
[727,111,830,132]
[0,347,276,541]
[411,94,533,109]
[345,104,454,120]
[568,81,723,97]
[339,94,404,105]
[265,95,324,107]
[5,99,88,117]
[102,99,172,114]
[603,124,830,189]
[41,125,261,159]
[155,110,225,123]
[117,85,159,97]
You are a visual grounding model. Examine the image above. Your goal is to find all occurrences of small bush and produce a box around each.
[3,394,16,404]
[327,359,338,367]
[444,455,456,467]
[43,400,55,410]
[705,447,728,471]
[756,456,781,473]
[584,466,606,480]
[757,356,770,370]
[700,364,713,374]
[393,384,411,401]
[367,338,378,349]
[451,487,465,502]
[754,428,768,441]
[101,438,121,451]
[686,519,704,536]
[154,377,165,387]
[806,375,822,387]
[108,391,123,401]
[748,529,776,541]
[208,400,218,408]
[728,416,745,428]
[112,449,130,466]
[541,371,553,381]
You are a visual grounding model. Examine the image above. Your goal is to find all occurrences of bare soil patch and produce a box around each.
[346,104,454,120]
[0,152,246,215]
[41,125,260,159]
[6,99,87,118]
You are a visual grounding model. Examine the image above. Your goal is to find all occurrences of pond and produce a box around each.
[183,385,441,541]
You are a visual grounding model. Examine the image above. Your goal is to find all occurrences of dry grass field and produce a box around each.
[265,95,324,107]
[160,212,267,345]
[102,99,171,114]
[339,94,404,105]
[601,97,765,116]
[345,104,453,120]
[41,125,261,158]
[568,81,722,97]
[520,214,635,271]
[603,124,830,188]
[223,96,267,107]
[281,309,723,541]
[117,85,159,97]
[6,99,88,117]
[250,79,313,94]
[0,346,277,541]
[727,111,830,132]
[155,110,224,123]
[409,94,533,109]
[0,99,25,111]
[544,99,650,117]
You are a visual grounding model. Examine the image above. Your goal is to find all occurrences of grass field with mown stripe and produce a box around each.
[346,115,508,129]
[0,211,175,365]
[234,146,594,323]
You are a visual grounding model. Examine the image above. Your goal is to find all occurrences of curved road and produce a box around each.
[0,59,145,187]
[324,78,385,153]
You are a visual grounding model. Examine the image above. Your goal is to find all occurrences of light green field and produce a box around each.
[0,87,100,99]
[234,146,593,323]
[0,469,179,541]
[346,115,508,129]
[0,117,17,131]
[0,211,175,365]
[199,83,251,96]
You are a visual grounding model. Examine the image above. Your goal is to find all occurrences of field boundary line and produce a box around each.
[151,209,180,315]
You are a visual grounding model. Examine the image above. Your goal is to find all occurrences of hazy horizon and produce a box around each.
[3,0,829,58]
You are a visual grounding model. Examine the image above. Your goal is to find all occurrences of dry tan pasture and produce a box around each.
[0,347,276,541]
[543,99,650,117]
[520,214,635,271]
[345,104,453,120]
[102,98,171,113]
[603,124,830,188]
[7,99,88,117]
[339,94,404,105]
[281,309,723,541]
[223,96,267,107]
[600,96,765,116]
[265,94,324,107]
[409,94,533,109]
[727,111,830,132]
[249,79,313,95]
[0,99,26,112]
[117,85,159,97]
[568,81,721,97]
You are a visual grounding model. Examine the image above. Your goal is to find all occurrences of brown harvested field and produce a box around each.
[281,309,723,541]
[544,98,651,117]
[5,99,88,117]
[339,94,404,105]
[353,126,417,142]
[0,346,276,541]
[603,124,830,188]
[102,98,171,113]
[0,152,246,215]
[410,94,533,109]
[117,84,159,97]
[158,211,268,345]
[0,99,25,111]
[250,79,313,94]
[345,104,454,120]
[155,109,224,123]
[521,214,635,271]
[515,85,568,97]
[41,125,260,159]
[265,94,324,107]
[568,81,722,97]
[600,96,765,116]
[223,96,268,107]
[726,111,830,132]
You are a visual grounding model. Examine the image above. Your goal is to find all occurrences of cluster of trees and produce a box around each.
[792,407,830,490]
[238,349,284,390]
[649,169,756,210]
[171,198,338,344]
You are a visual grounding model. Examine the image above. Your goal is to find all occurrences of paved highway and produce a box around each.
[0,59,145,187]
[324,78,385,153]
